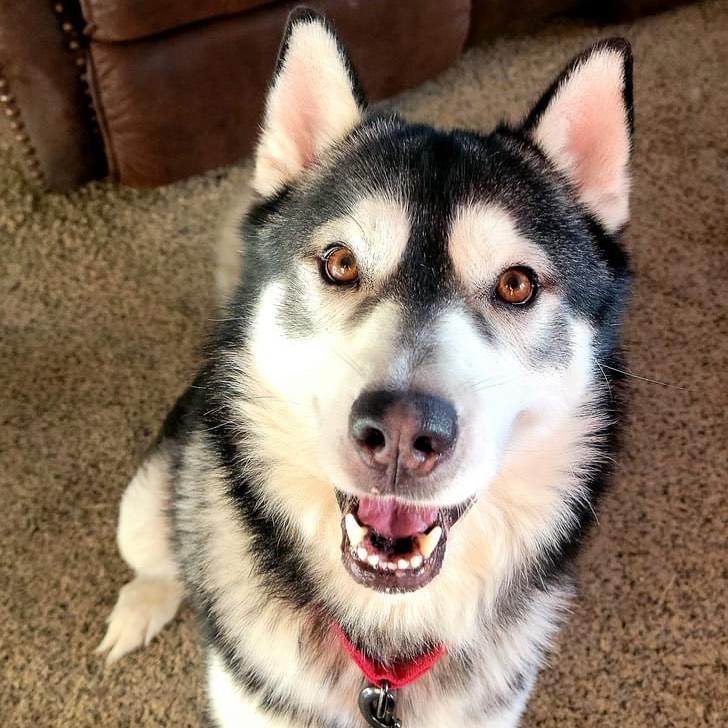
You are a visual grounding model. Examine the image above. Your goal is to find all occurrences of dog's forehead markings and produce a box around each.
[315,194,410,281]
[448,203,554,287]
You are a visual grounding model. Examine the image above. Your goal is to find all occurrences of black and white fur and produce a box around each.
[98,10,633,727]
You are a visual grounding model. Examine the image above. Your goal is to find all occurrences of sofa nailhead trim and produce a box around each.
[50,0,104,144]
[0,67,48,188]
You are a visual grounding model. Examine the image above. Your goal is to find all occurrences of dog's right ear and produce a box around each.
[253,9,366,197]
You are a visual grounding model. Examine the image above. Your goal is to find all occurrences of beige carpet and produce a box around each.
[1,2,726,725]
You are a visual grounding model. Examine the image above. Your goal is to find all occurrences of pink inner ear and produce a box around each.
[253,21,362,197]
[277,57,318,171]
[568,84,628,211]
[534,50,630,230]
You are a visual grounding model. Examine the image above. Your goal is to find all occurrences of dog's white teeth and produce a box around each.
[351,522,442,572]
[345,513,368,547]
[417,526,442,559]
[356,546,368,561]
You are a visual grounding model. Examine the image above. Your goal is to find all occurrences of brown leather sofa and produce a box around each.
[0,0,688,191]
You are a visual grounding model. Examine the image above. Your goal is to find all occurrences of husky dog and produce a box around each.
[98,9,633,727]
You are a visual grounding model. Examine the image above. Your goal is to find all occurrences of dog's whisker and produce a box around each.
[597,362,687,390]
[470,378,518,393]
[595,362,613,401]
[329,346,366,377]
[246,395,309,409]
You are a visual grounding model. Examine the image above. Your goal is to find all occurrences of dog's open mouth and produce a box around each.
[337,494,470,593]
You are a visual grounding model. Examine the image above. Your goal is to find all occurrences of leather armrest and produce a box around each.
[0,0,105,190]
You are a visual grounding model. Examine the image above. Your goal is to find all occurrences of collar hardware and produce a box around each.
[358,681,401,728]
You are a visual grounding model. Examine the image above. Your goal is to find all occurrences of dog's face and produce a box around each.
[231,11,631,600]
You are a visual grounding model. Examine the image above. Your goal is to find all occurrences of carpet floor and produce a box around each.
[1,1,726,725]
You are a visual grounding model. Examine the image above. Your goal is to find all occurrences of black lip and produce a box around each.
[336,493,472,594]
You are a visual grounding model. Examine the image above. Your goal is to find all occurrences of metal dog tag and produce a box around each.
[358,682,402,728]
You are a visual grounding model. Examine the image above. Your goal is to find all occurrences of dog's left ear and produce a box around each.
[253,9,366,197]
[523,39,634,232]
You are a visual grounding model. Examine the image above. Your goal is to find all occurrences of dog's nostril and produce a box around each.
[413,436,434,455]
[360,426,386,452]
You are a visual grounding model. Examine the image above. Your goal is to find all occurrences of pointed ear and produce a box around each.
[253,9,366,197]
[523,39,634,232]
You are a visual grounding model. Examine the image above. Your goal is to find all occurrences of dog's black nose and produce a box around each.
[349,390,458,477]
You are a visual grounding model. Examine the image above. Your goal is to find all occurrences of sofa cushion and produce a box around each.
[88,0,470,186]
[468,0,582,43]
[80,0,276,41]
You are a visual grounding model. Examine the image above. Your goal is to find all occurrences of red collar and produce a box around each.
[332,622,447,690]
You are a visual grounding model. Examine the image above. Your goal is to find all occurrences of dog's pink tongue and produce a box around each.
[356,498,439,539]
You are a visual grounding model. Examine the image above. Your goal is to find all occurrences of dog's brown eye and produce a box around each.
[495,267,536,305]
[323,245,359,285]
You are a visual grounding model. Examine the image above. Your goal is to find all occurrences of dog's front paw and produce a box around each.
[96,576,183,664]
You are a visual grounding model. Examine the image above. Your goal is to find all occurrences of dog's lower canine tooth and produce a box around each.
[410,554,423,569]
[345,513,368,547]
[356,546,368,561]
[418,526,442,559]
